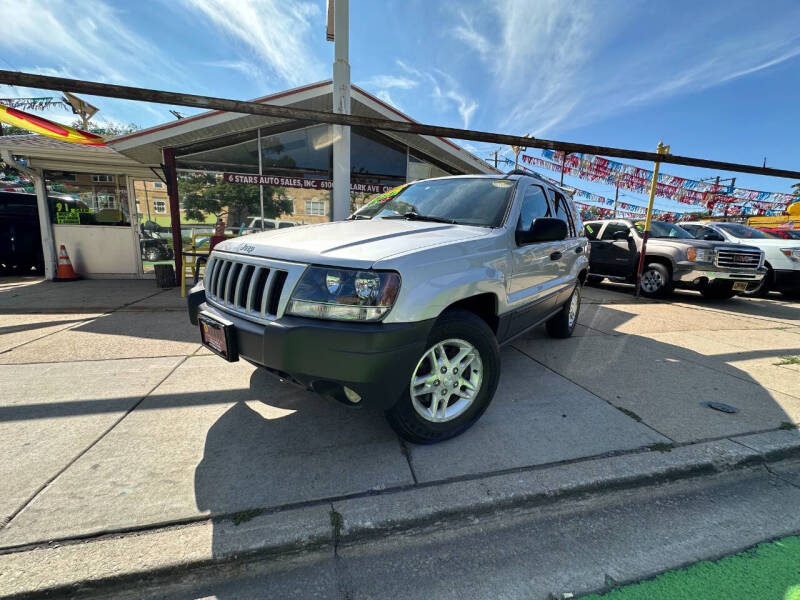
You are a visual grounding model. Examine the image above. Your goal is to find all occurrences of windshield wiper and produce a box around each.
[382,211,456,224]
[349,214,372,220]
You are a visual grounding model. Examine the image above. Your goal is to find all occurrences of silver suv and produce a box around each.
[188,173,589,443]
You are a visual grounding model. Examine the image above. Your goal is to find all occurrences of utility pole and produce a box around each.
[612,185,619,217]
[328,0,351,221]
[560,152,568,186]
[493,150,498,169]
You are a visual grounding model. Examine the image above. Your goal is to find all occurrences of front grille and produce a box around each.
[715,248,762,270]
[204,252,301,320]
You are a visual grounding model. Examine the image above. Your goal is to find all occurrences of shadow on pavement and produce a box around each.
[591,281,800,322]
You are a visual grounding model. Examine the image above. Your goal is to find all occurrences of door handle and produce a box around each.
[550,251,562,261]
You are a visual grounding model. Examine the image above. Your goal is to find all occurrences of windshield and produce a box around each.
[716,223,769,239]
[357,178,516,227]
[633,220,694,239]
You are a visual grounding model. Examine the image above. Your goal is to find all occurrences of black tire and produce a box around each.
[742,264,772,298]
[639,262,672,298]
[385,309,501,444]
[700,282,737,300]
[546,283,581,338]
[586,275,603,286]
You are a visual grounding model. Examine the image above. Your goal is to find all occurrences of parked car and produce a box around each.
[139,227,174,262]
[757,227,800,241]
[680,222,800,299]
[0,191,43,274]
[243,217,297,233]
[188,173,589,443]
[582,219,765,299]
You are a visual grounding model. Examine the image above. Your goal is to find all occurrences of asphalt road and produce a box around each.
[90,458,800,600]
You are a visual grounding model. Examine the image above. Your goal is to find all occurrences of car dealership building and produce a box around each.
[0,81,496,280]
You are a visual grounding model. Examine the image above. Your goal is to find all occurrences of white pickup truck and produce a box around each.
[681,222,800,299]
[188,173,589,443]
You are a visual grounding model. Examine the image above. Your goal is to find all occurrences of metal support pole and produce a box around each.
[162,147,182,279]
[634,141,670,298]
[613,185,619,217]
[257,127,264,230]
[560,152,567,186]
[32,169,57,280]
[331,0,351,221]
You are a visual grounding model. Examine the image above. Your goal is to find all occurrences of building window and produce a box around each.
[305,199,326,216]
[92,174,115,183]
[154,200,167,213]
[97,194,116,209]
[152,181,164,188]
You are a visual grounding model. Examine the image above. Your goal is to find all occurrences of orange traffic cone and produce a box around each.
[55,244,79,281]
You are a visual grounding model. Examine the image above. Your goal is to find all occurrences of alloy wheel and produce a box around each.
[410,338,483,423]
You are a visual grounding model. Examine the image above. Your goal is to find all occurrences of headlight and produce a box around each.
[287,266,401,321]
[687,248,713,262]
[780,248,800,263]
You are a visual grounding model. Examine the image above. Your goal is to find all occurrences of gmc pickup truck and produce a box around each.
[583,219,765,299]
[188,173,589,443]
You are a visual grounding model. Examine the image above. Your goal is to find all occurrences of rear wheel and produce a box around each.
[700,282,737,300]
[385,310,500,444]
[639,263,672,298]
[546,283,581,338]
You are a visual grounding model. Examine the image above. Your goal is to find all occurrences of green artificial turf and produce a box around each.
[580,536,800,600]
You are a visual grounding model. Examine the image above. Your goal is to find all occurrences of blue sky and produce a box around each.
[1,0,799,212]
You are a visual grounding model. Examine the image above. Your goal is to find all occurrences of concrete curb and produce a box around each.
[2,430,799,599]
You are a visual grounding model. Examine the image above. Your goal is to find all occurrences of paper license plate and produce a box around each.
[199,313,238,361]
[732,281,749,291]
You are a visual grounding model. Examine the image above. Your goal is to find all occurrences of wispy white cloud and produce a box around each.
[452,0,800,136]
[184,0,324,87]
[452,11,491,63]
[199,59,265,86]
[365,75,419,90]
[396,60,478,128]
[375,90,404,112]
[0,0,184,86]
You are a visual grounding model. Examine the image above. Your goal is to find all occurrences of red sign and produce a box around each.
[223,172,394,194]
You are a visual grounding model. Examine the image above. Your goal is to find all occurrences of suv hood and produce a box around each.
[213,219,490,268]
[725,238,800,249]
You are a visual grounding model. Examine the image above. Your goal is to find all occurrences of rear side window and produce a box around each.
[583,223,600,240]
[601,222,630,240]
[552,191,575,236]
[516,185,551,232]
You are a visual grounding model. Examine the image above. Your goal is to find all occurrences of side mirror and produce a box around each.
[516,217,568,245]
[612,230,630,241]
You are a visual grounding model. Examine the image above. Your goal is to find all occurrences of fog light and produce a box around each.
[343,386,361,404]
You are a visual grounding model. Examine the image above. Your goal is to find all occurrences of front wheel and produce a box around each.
[385,310,501,444]
[742,265,772,298]
[639,263,672,298]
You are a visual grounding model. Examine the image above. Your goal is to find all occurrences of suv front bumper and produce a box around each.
[673,262,766,289]
[188,285,434,409]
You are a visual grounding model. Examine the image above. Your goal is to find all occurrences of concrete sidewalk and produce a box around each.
[1,277,799,596]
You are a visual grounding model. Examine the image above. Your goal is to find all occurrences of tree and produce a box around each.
[792,182,800,197]
[69,119,140,137]
[0,123,32,136]
[178,172,293,227]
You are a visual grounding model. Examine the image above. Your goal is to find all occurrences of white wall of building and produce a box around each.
[52,225,140,278]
